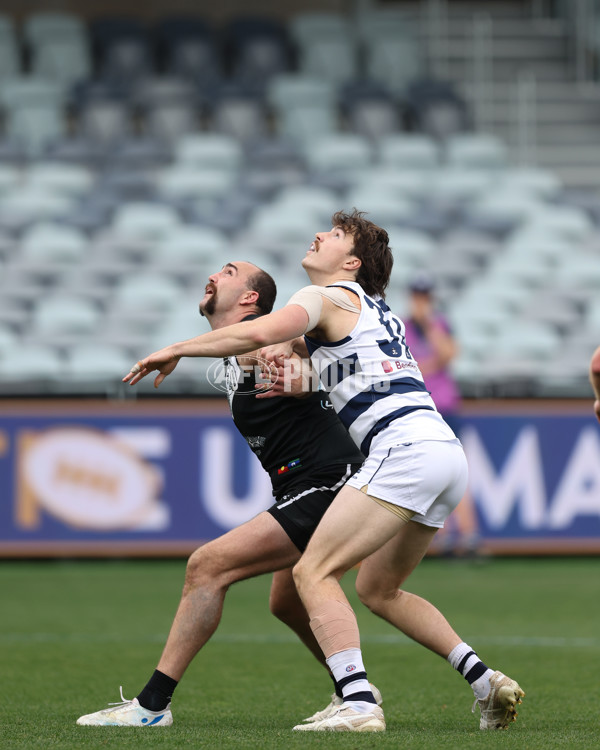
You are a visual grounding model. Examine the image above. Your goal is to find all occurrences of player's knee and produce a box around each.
[269,589,297,623]
[356,577,401,614]
[292,557,310,595]
[184,545,222,589]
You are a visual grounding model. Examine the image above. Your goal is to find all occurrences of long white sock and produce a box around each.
[447,642,494,700]
[326,648,376,711]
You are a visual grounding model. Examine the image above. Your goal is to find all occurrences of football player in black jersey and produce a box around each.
[77,260,372,727]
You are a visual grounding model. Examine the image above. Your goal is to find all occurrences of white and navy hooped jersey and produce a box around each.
[304,281,456,454]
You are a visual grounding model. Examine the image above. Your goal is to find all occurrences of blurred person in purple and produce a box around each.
[403,273,460,430]
[590,345,600,423]
[403,273,478,555]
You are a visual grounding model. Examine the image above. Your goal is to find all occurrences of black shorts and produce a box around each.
[267,462,362,552]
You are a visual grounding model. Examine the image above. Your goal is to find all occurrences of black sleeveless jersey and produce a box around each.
[224,355,364,495]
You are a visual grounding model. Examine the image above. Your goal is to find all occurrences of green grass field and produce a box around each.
[3,556,600,750]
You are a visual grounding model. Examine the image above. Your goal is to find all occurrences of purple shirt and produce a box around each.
[404,314,461,415]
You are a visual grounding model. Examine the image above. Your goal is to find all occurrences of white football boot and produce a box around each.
[473,671,525,730]
[294,702,386,732]
[77,687,173,727]
[302,682,382,723]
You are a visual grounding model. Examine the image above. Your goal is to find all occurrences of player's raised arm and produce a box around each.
[123,304,311,388]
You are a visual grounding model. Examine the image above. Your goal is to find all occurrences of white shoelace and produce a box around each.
[108,686,133,707]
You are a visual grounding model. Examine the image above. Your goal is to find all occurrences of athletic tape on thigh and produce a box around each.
[309,599,359,658]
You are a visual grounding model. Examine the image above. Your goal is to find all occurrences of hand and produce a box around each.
[594,400,600,423]
[260,342,294,363]
[123,346,180,388]
[255,353,316,400]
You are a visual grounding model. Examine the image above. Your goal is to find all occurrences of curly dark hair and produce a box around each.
[247,266,277,315]
[331,209,393,299]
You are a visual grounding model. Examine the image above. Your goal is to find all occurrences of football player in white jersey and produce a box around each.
[123,210,524,733]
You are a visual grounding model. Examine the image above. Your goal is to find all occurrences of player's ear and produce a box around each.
[344,255,362,272]
[241,289,259,306]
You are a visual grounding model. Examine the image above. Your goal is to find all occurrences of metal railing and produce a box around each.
[471,14,494,131]
[512,71,538,166]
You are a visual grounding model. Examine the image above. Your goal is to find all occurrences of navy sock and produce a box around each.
[331,674,343,699]
[137,669,178,711]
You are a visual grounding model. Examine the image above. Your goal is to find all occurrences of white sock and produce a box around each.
[447,642,494,699]
[326,649,374,704]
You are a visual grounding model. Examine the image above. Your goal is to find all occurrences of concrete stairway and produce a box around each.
[421,0,600,187]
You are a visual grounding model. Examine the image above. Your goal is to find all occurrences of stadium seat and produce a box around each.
[150,225,228,267]
[296,37,359,85]
[492,321,562,361]
[18,222,88,265]
[364,36,424,94]
[31,38,92,84]
[27,163,95,197]
[111,201,180,240]
[552,254,600,291]
[521,205,594,243]
[0,343,64,381]
[0,323,16,356]
[77,99,133,143]
[343,187,416,227]
[519,288,581,331]
[150,301,211,351]
[111,137,172,169]
[355,8,418,43]
[247,204,318,241]
[288,11,352,46]
[29,294,101,337]
[303,134,372,174]
[377,135,440,170]
[344,95,401,141]
[0,17,21,79]
[23,11,87,46]
[174,134,244,171]
[352,168,432,200]
[111,272,183,313]
[156,167,237,201]
[166,35,222,81]
[464,190,544,234]
[210,93,268,143]
[386,227,436,275]
[428,169,494,205]
[227,20,292,83]
[446,133,509,171]
[495,167,563,200]
[142,102,200,143]
[0,188,74,228]
[504,230,571,268]
[404,79,470,138]
[66,343,132,381]
[277,105,339,145]
[4,105,66,155]
[270,185,339,223]
[267,74,336,113]
[0,164,22,194]
[486,254,554,289]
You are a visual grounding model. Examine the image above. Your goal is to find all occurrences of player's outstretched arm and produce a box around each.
[123,305,310,388]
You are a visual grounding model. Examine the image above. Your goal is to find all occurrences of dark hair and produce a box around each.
[247,267,277,315]
[331,209,393,299]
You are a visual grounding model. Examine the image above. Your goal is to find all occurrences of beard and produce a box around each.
[200,295,216,317]
[199,285,217,317]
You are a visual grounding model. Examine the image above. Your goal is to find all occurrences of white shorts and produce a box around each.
[346,436,468,528]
